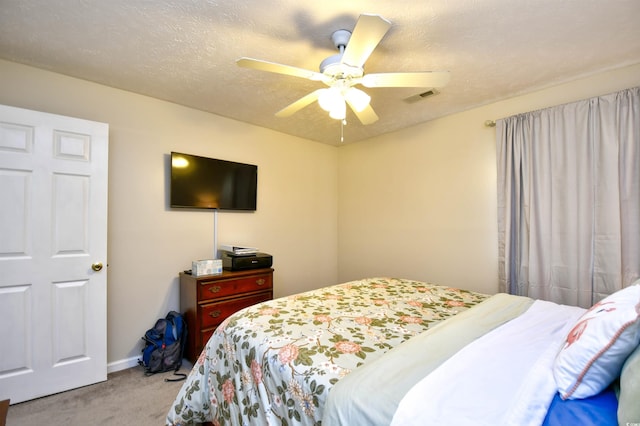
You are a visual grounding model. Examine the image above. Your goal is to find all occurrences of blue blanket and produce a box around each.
[543,386,618,426]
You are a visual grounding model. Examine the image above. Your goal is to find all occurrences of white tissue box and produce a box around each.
[192,259,223,276]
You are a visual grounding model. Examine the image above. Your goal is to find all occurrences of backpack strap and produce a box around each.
[164,371,187,382]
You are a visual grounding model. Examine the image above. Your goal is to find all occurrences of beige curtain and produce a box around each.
[496,87,640,308]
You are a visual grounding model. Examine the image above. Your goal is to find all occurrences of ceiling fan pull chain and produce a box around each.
[341,119,346,142]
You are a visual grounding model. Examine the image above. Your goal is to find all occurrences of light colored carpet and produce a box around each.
[6,363,191,426]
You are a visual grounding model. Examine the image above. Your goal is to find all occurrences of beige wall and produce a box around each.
[1,58,639,368]
[338,62,640,295]
[0,59,338,368]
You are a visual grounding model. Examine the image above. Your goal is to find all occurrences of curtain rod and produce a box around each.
[485,120,496,127]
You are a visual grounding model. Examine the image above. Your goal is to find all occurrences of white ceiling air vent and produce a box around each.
[403,89,440,104]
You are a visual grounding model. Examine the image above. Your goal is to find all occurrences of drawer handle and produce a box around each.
[209,310,222,318]
[208,285,222,293]
[256,278,266,286]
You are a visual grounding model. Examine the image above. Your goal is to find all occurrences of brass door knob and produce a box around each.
[91,262,103,272]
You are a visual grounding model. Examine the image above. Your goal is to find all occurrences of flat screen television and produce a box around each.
[170,152,257,210]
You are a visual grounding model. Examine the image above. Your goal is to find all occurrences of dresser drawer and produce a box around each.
[200,328,216,350]
[197,273,272,302]
[200,291,272,329]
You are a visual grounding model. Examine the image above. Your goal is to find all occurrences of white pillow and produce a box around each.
[553,284,640,399]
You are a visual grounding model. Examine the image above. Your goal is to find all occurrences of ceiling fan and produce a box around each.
[236,14,450,125]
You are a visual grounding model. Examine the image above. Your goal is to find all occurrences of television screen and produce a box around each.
[170,152,257,210]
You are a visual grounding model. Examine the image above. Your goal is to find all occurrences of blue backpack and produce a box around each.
[139,311,187,381]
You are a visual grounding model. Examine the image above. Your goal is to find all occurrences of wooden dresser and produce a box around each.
[179,268,273,363]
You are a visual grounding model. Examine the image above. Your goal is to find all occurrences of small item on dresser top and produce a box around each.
[221,251,272,271]
[191,259,223,276]
[219,244,259,255]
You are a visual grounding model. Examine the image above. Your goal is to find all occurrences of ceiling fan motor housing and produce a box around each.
[320,29,363,81]
[320,56,363,80]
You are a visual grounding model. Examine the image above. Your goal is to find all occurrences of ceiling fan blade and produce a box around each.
[346,101,379,125]
[275,89,323,117]
[237,57,325,81]
[361,71,451,88]
[341,14,391,68]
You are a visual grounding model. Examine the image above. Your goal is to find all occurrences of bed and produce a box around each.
[166,277,640,426]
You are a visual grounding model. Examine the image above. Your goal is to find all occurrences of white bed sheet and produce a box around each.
[390,300,585,426]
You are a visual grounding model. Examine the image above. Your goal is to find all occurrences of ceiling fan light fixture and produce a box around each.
[329,98,346,120]
[318,88,343,112]
[344,87,371,112]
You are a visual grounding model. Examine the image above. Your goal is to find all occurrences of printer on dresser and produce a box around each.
[179,267,274,363]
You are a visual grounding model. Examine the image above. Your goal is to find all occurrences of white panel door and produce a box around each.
[0,104,108,404]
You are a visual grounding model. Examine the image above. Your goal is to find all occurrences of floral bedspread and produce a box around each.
[166,277,488,426]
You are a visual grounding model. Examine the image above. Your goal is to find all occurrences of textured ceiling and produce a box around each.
[1,0,639,145]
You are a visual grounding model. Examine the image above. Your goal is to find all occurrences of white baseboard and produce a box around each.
[107,356,140,374]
